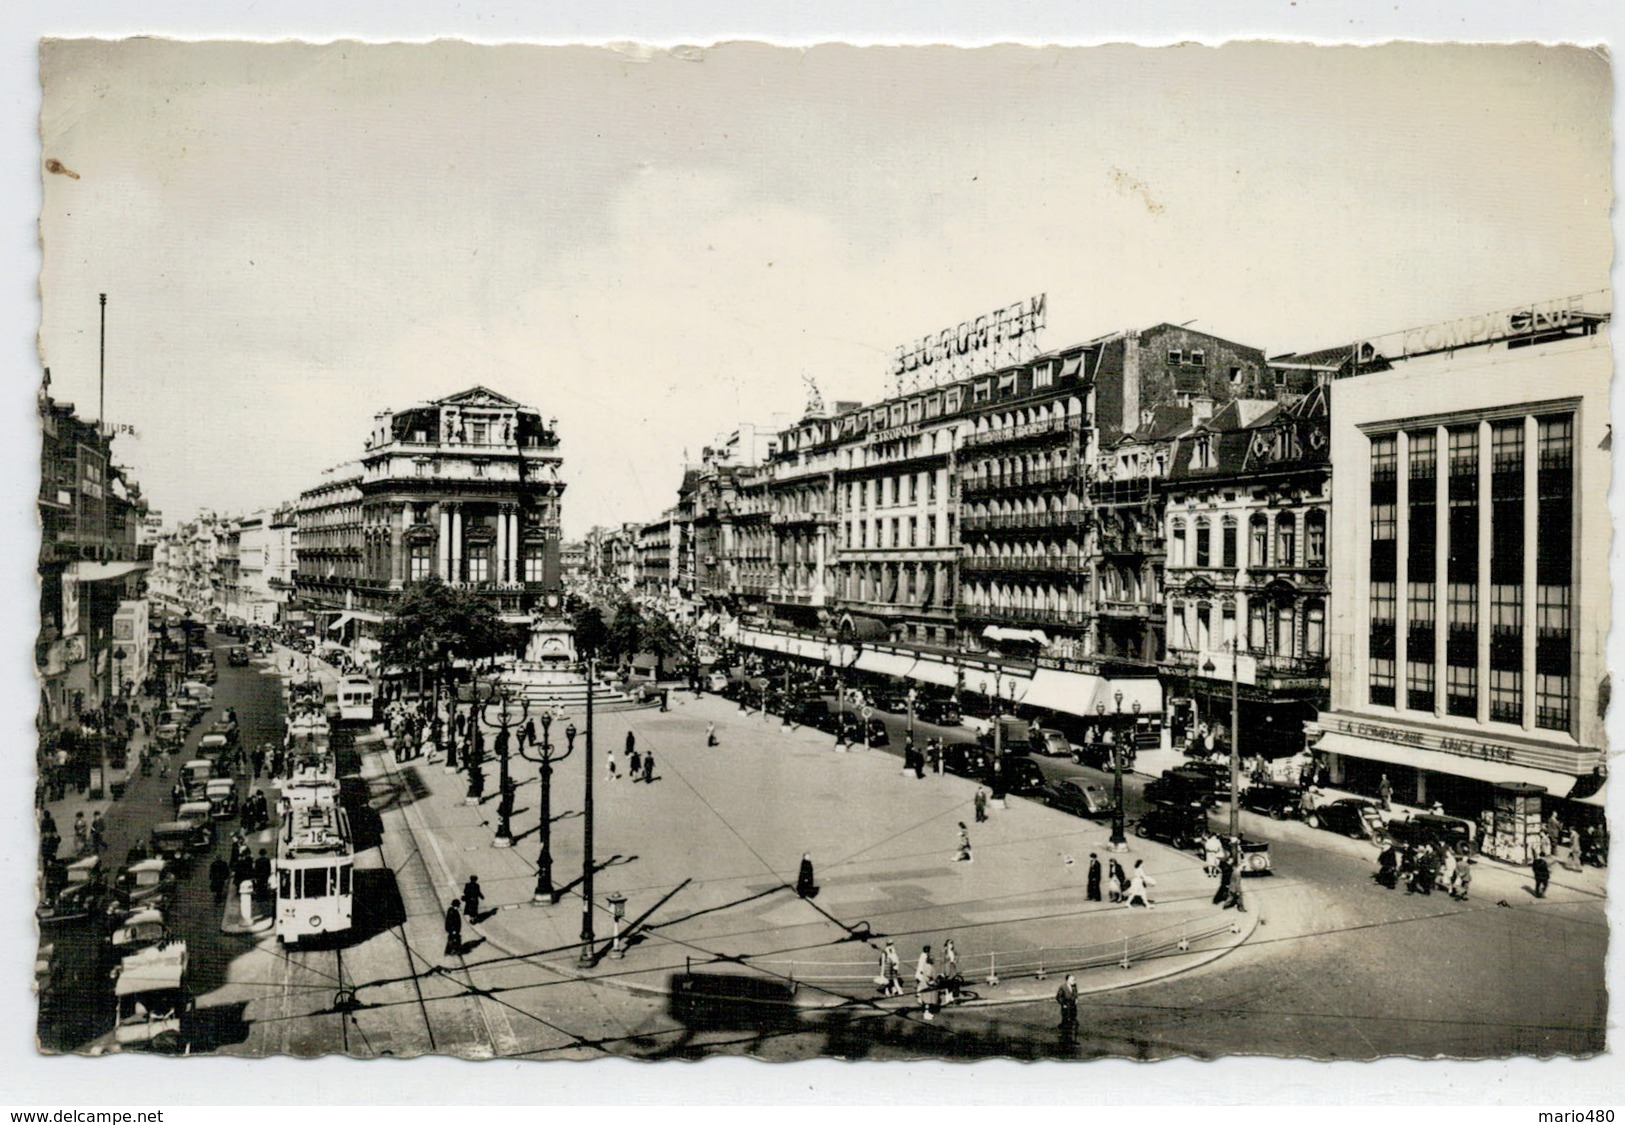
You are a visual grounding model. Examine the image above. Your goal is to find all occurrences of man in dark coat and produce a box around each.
[1213,853,1236,907]
[1532,854,1551,898]
[625,730,636,756]
[642,751,654,784]
[1376,844,1399,889]
[253,849,272,897]
[796,853,817,898]
[444,901,463,956]
[462,874,484,921]
[209,856,230,901]
[1086,853,1103,902]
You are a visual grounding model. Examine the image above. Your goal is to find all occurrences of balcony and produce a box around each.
[961,553,1086,575]
[959,605,1092,628]
[1090,477,1156,506]
[771,510,833,526]
[959,465,1087,498]
[1096,598,1156,618]
[961,509,1090,534]
[1096,530,1161,555]
[961,415,1086,452]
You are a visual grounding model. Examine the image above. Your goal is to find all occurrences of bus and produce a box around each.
[274,797,353,945]
[334,676,375,724]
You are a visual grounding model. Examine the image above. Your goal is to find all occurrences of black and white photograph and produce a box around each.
[16,22,1617,1094]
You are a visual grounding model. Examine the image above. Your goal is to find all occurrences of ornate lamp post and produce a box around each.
[481,684,528,847]
[577,657,599,965]
[516,708,573,902]
[1102,697,1128,851]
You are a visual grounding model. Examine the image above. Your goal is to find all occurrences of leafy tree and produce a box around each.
[640,612,684,664]
[607,600,644,663]
[377,577,524,691]
[572,603,608,660]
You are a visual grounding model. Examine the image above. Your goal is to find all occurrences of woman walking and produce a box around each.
[1123,859,1154,908]
[1107,858,1127,904]
[955,823,973,863]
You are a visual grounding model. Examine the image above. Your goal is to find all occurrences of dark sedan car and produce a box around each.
[1039,778,1119,818]
[915,698,961,725]
[944,742,992,778]
[1239,781,1302,820]
[1304,797,1384,841]
[1133,801,1211,851]
[1144,770,1220,808]
[992,756,1048,795]
[1380,812,1477,856]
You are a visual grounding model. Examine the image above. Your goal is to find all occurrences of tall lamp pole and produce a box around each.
[578,656,598,964]
[517,709,573,902]
[482,686,528,847]
[1102,698,1127,851]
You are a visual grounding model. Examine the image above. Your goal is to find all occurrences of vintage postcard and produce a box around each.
[31,38,1611,1068]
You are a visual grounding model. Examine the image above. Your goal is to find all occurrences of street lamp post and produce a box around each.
[1203,640,1245,911]
[481,685,529,847]
[1102,698,1128,851]
[517,708,573,902]
[578,656,598,965]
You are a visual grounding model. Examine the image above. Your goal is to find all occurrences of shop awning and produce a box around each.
[1313,731,1578,794]
[1022,667,1108,718]
[906,658,961,689]
[1103,678,1165,717]
[327,613,354,632]
[65,560,151,583]
[855,650,917,679]
[1571,781,1607,808]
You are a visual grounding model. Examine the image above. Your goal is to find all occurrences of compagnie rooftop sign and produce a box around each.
[894,294,1047,385]
[1361,291,1610,361]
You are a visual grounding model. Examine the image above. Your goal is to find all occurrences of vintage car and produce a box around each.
[112,941,190,1053]
[914,697,961,726]
[989,755,1047,795]
[205,777,239,820]
[1036,729,1074,758]
[175,802,216,848]
[1305,797,1385,841]
[109,908,170,959]
[1235,838,1275,876]
[1038,777,1119,818]
[113,859,176,909]
[1133,801,1212,851]
[226,646,251,667]
[37,856,107,925]
[943,741,993,778]
[181,759,214,798]
[1380,812,1478,856]
[1239,780,1304,820]
[149,821,208,869]
[207,716,240,745]
[1143,769,1221,809]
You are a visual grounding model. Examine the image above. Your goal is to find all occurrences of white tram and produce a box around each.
[274,798,353,944]
[334,675,375,723]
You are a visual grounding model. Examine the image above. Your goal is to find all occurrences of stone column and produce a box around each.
[496,504,509,583]
[438,504,451,579]
[450,504,464,582]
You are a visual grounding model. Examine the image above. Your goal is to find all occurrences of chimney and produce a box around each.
[1191,394,1215,426]
[1122,334,1141,435]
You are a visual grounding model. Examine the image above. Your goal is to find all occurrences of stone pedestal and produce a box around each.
[526,615,577,665]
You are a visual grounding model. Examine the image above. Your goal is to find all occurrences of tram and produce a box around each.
[274,798,353,944]
[334,675,376,724]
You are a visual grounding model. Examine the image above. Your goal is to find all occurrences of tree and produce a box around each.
[377,577,524,691]
[572,603,608,661]
[607,600,644,663]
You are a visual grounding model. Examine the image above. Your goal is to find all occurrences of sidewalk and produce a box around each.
[369,684,1258,1012]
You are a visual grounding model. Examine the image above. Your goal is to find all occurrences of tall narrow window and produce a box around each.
[1536,414,1574,730]
[1305,509,1327,567]
[1221,518,1237,568]
[1305,602,1326,658]
[1369,435,1398,706]
[1249,601,1267,651]
[1445,427,1479,717]
[1275,513,1297,568]
[1407,430,1438,712]
[1489,421,1525,723]
[1195,518,1211,568]
[1170,520,1187,568]
[1250,515,1269,568]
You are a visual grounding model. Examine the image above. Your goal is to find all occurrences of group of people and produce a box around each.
[900,736,948,779]
[211,831,272,902]
[443,875,487,957]
[608,730,657,783]
[1081,853,1155,908]
[877,939,965,1020]
[1375,840,1473,900]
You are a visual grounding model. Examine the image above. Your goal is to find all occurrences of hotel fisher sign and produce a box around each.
[894,294,1047,386]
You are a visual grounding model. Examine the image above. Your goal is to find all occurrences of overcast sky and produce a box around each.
[38,40,1612,537]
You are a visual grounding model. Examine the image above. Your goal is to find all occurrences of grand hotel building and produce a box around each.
[1313,303,1609,846]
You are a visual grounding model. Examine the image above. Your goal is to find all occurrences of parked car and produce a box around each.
[784,698,830,729]
[207,717,240,745]
[1144,770,1220,808]
[1235,838,1275,877]
[204,778,239,820]
[1133,801,1212,851]
[226,646,250,667]
[154,721,186,752]
[943,742,992,778]
[175,802,216,848]
[991,756,1047,795]
[1172,760,1234,799]
[149,822,208,870]
[873,686,912,714]
[1304,797,1385,840]
[915,697,961,725]
[112,859,177,909]
[37,857,107,926]
[1381,812,1477,856]
[197,733,233,761]
[1039,777,1119,818]
[109,909,170,960]
[1239,780,1303,820]
[181,759,214,799]
[1036,729,1074,758]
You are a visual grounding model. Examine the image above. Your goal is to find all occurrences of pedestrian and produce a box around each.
[444,900,463,957]
[629,747,642,777]
[943,937,959,983]
[251,746,265,780]
[952,822,974,864]
[915,945,936,1020]
[521,717,536,748]
[1086,853,1103,902]
[642,751,654,784]
[1055,973,1079,1030]
[1378,773,1394,812]
[881,941,904,996]
[1452,859,1473,902]
[625,730,636,757]
[973,788,988,824]
[607,750,619,781]
[254,849,272,897]
[1532,854,1551,898]
[462,874,484,921]
[1376,843,1399,889]
[1212,850,1236,906]
[171,781,185,809]
[90,810,106,852]
[706,722,718,748]
[1409,848,1436,896]
[1203,833,1224,878]
[73,811,89,853]
[209,856,230,901]
[1439,848,1458,894]
[796,852,817,898]
[1107,858,1127,904]
[1124,860,1154,908]
[1430,800,1445,816]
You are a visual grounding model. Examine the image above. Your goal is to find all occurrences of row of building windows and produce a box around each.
[845,470,944,510]
[844,514,951,550]
[1169,510,1326,570]
[1368,413,1574,731]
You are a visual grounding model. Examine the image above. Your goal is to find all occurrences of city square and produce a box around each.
[24,35,1614,1085]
